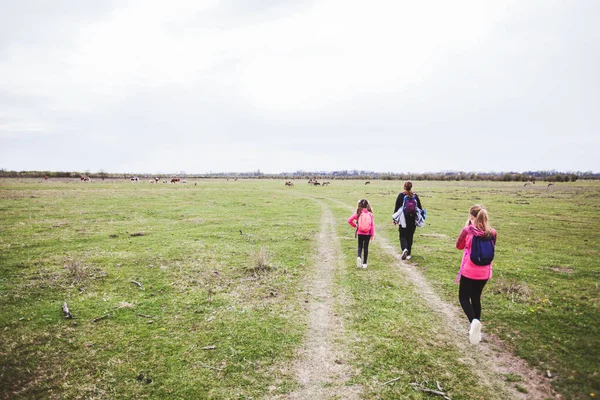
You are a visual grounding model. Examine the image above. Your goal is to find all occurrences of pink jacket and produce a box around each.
[347,209,375,236]
[455,225,497,282]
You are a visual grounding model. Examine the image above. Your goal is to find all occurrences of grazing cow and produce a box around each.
[171,178,181,183]
[285,181,294,187]
[548,183,554,187]
[365,181,370,185]
[44,176,49,180]
[154,177,159,183]
[80,175,90,182]
[322,181,330,186]
[313,181,321,186]
[131,177,139,182]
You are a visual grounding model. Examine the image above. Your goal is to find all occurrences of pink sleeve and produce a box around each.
[347,213,358,228]
[370,213,375,236]
[456,227,468,250]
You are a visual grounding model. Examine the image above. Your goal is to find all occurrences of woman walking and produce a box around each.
[455,204,497,344]
[347,199,375,269]
[393,181,423,260]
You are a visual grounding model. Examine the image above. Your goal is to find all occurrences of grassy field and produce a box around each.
[0,178,598,399]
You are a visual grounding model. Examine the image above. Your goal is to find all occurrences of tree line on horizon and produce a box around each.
[1,169,597,182]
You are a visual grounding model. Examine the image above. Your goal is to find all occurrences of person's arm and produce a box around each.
[347,213,358,228]
[394,194,403,213]
[370,213,375,237]
[456,227,469,250]
[416,194,423,209]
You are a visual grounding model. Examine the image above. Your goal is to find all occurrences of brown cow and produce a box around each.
[171,178,181,183]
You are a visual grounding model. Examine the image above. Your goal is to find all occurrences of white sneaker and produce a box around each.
[406,255,412,260]
[362,264,368,269]
[356,257,362,268]
[401,249,408,260]
[469,319,482,345]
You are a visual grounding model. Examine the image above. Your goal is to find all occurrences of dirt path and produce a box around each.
[376,235,559,399]
[280,200,362,400]
[323,196,559,399]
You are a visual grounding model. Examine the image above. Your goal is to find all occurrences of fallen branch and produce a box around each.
[198,362,223,372]
[409,383,452,400]
[62,302,73,319]
[382,376,402,386]
[201,345,216,350]
[136,313,153,318]
[130,280,143,289]
[92,314,110,323]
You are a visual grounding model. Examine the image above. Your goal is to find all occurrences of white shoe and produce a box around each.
[406,255,412,260]
[356,257,362,268]
[401,249,408,260]
[362,264,368,269]
[469,319,482,345]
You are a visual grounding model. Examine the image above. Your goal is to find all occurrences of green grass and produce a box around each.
[1,178,599,399]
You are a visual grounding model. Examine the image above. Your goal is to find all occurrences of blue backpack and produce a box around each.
[470,235,495,266]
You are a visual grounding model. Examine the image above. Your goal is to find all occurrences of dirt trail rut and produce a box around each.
[282,200,362,400]
[377,229,560,400]
[323,196,558,399]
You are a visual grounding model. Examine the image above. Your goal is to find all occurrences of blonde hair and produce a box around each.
[469,204,493,239]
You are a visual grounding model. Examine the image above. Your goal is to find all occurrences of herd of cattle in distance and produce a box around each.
[41,176,373,186]
[285,179,369,187]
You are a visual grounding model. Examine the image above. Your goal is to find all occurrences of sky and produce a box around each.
[0,0,599,174]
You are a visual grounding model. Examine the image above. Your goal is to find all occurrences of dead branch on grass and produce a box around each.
[62,302,73,319]
[198,362,223,372]
[130,280,143,289]
[92,314,110,322]
[409,382,452,400]
[381,376,402,386]
[136,313,153,318]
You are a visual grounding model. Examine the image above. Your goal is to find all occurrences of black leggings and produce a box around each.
[399,218,416,254]
[357,234,371,263]
[459,275,488,322]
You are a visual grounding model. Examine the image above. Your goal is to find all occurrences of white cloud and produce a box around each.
[0,0,598,173]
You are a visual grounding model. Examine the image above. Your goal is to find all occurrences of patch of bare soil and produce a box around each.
[377,235,560,400]
[278,201,362,400]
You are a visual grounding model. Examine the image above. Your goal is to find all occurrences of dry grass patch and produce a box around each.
[489,276,532,303]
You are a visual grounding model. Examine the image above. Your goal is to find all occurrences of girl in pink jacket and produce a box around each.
[347,199,375,269]
[455,204,497,345]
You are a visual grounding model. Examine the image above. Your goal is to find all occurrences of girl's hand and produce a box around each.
[370,236,374,242]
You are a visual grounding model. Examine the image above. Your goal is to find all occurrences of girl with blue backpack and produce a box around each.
[393,181,423,260]
[455,204,497,345]
[347,199,375,269]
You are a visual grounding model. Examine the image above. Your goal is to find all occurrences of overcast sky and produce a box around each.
[0,0,598,174]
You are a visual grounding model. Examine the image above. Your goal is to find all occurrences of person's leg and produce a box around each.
[357,237,364,258]
[459,276,476,322]
[406,224,416,255]
[361,235,370,264]
[399,227,408,251]
[471,279,488,320]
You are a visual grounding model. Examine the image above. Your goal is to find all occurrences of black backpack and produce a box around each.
[470,235,495,266]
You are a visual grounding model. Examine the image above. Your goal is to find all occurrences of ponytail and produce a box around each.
[403,181,414,198]
[469,204,493,239]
